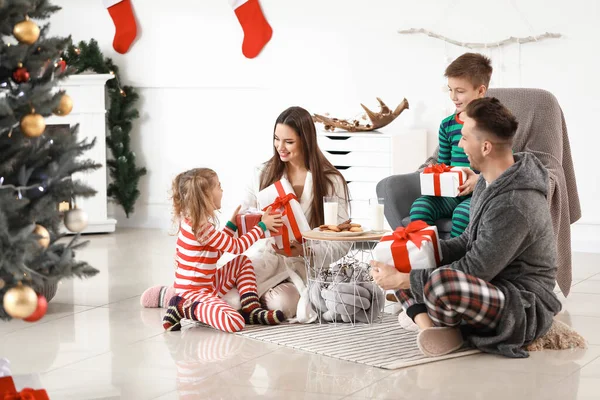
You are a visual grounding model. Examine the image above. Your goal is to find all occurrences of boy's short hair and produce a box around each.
[445,53,493,89]
[465,97,518,141]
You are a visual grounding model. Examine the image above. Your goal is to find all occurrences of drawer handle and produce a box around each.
[346,181,352,184]
[335,166,351,170]
[325,136,350,140]
[326,150,351,155]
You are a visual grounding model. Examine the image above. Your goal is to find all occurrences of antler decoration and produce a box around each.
[313,98,409,132]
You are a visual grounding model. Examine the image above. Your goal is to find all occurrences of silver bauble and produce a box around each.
[64,208,88,232]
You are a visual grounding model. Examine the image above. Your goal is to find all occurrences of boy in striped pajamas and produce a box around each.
[162,168,286,333]
[410,53,493,237]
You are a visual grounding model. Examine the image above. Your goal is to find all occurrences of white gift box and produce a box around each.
[373,224,442,273]
[257,178,310,253]
[420,166,468,197]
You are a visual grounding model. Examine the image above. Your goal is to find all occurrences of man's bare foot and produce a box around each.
[414,313,435,329]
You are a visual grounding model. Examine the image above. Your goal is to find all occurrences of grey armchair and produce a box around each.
[376,87,581,295]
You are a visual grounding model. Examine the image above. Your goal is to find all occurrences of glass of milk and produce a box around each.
[369,197,385,232]
[323,196,338,225]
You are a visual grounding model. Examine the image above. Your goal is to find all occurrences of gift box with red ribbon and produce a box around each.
[257,178,310,255]
[420,163,467,197]
[235,212,280,239]
[373,221,442,273]
[0,376,49,400]
[236,213,262,236]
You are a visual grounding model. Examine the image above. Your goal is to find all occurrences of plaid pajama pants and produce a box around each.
[397,268,505,330]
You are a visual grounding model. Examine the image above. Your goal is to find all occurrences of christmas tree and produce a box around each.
[0,0,99,321]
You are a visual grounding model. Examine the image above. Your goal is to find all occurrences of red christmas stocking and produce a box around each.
[103,0,138,54]
[229,0,273,58]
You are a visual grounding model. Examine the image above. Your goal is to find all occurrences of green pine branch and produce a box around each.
[63,39,146,218]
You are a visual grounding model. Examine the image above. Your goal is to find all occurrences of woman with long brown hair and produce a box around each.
[141,106,350,320]
[240,106,350,319]
[257,106,350,229]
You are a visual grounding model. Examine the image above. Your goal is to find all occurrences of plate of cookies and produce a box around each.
[316,221,370,237]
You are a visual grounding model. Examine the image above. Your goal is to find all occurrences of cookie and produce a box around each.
[327,225,341,232]
[338,223,352,231]
[350,223,361,228]
[319,225,329,231]
[350,227,363,232]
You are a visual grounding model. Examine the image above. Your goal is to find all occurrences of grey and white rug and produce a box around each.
[234,314,480,369]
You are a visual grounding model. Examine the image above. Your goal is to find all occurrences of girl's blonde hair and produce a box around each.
[171,168,219,236]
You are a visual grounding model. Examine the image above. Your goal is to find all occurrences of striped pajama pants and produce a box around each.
[410,195,471,237]
[178,255,257,333]
[397,268,505,330]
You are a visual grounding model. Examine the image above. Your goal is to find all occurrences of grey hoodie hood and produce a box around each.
[484,152,548,198]
[468,152,549,235]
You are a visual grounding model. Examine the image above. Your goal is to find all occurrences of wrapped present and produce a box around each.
[373,221,442,273]
[0,376,49,400]
[420,163,467,197]
[257,178,310,255]
[235,211,280,239]
[235,212,262,235]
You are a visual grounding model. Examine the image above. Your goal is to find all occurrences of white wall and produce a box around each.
[49,0,600,246]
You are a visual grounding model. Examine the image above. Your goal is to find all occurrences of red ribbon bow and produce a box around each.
[266,193,297,213]
[381,221,440,273]
[391,220,430,248]
[262,181,303,255]
[423,163,452,174]
[3,388,47,400]
[0,377,48,400]
[423,164,464,196]
[4,390,34,400]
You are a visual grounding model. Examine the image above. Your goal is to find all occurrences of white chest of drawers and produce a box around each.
[317,128,427,229]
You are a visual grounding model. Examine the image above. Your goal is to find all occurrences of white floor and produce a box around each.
[1,229,600,400]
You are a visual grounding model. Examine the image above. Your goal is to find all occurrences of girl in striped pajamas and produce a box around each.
[162,168,286,333]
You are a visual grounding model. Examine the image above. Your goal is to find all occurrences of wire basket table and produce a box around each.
[301,230,388,326]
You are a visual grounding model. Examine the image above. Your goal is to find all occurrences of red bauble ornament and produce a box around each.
[56,59,67,73]
[13,66,30,83]
[23,294,48,322]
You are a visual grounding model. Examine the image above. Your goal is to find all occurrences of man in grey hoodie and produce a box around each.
[371,97,562,358]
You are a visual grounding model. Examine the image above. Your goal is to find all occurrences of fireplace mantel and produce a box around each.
[46,73,116,233]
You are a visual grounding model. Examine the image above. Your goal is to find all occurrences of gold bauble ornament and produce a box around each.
[64,208,88,232]
[13,17,40,45]
[33,224,50,249]
[21,112,46,138]
[54,94,73,116]
[3,283,37,319]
